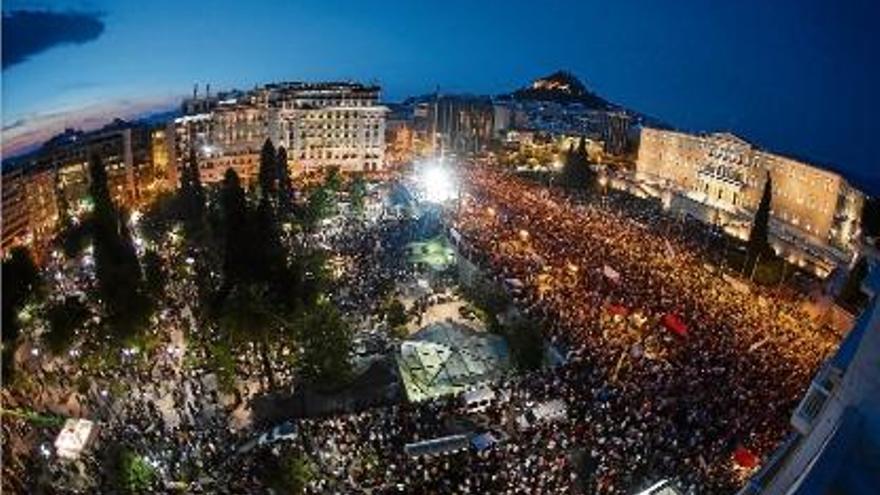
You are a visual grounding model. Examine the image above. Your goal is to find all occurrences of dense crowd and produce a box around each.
[226,166,837,494]
[447,166,836,492]
[3,166,839,494]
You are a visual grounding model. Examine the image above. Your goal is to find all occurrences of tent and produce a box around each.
[54,418,96,460]
[662,313,688,337]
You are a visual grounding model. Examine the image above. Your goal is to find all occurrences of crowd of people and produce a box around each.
[226,165,836,494]
[3,165,839,494]
[446,166,836,492]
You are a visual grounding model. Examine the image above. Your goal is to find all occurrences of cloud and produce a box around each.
[1,95,180,158]
[2,10,105,69]
[2,119,26,132]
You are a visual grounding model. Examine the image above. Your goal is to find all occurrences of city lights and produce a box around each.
[1,8,874,493]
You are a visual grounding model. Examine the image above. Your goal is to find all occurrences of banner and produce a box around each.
[662,313,688,337]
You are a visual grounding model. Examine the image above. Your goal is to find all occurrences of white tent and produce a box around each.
[54,418,96,460]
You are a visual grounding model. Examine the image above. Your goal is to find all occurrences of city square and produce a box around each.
[3,2,880,494]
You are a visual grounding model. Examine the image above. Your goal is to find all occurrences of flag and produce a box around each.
[662,313,688,337]
[733,445,759,468]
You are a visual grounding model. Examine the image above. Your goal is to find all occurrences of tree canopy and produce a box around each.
[561,137,596,191]
[2,246,42,382]
[88,154,152,342]
[296,300,353,389]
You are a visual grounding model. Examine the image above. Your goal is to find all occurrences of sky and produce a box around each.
[2,0,879,192]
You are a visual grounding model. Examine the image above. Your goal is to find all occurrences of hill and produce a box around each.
[508,70,614,109]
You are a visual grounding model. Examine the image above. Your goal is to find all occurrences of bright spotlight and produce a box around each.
[420,162,456,203]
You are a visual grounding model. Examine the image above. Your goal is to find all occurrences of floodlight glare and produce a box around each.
[421,163,456,203]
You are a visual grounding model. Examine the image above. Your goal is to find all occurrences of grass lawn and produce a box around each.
[406,236,456,272]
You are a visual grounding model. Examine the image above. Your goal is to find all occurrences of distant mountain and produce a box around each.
[506,70,614,109]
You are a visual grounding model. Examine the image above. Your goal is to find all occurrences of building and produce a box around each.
[172,81,388,181]
[421,96,495,155]
[172,101,267,185]
[1,167,31,254]
[274,82,387,173]
[2,164,62,258]
[38,121,156,210]
[602,111,633,156]
[1,120,166,258]
[738,259,880,494]
[635,128,864,275]
[492,103,513,138]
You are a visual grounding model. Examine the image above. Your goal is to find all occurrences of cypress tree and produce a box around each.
[576,136,598,192]
[562,137,596,191]
[88,154,150,340]
[746,173,773,272]
[220,168,251,285]
[253,195,285,283]
[180,147,206,233]
[838,257,869,308]
[277,146,294,212]
[259,138,278,202]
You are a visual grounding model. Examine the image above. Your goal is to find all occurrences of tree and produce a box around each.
[838,257,869,309]
[561,137,596,191]
[259,451,314,495]
[862,196,880,239]
[220,168,252,285]
[383,298,408,337]
[324,166,342,192]
[296,300,352,389]
[277,146,295,213]
[746,173,773,273]
[2,247,42,382]
[180,148,206,235]
[505,318,544,371]
[45,297,90,355]
[302,186,334,231]
[259,138,278,201]
[349,173,367,216]
[105,446,157,494]
[141,250,167,297]
[253,195,286,284]
[218,284,285,389]
[88,154,151,342]
[57,217,92,258]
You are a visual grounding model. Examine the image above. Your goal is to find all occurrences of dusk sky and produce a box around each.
[3,0,878,192]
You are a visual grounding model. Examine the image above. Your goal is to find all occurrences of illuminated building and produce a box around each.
[636,128,865,275]
[423,96,494,154]
[172,102,267,185]
[173,81,387,181]
[1,120,164,258]
[1,165,60,257]
[39,121,155,209]
[150,128,176,191]
[1,167,31,254]
[274,82,387,173]
[601,111,633,156]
